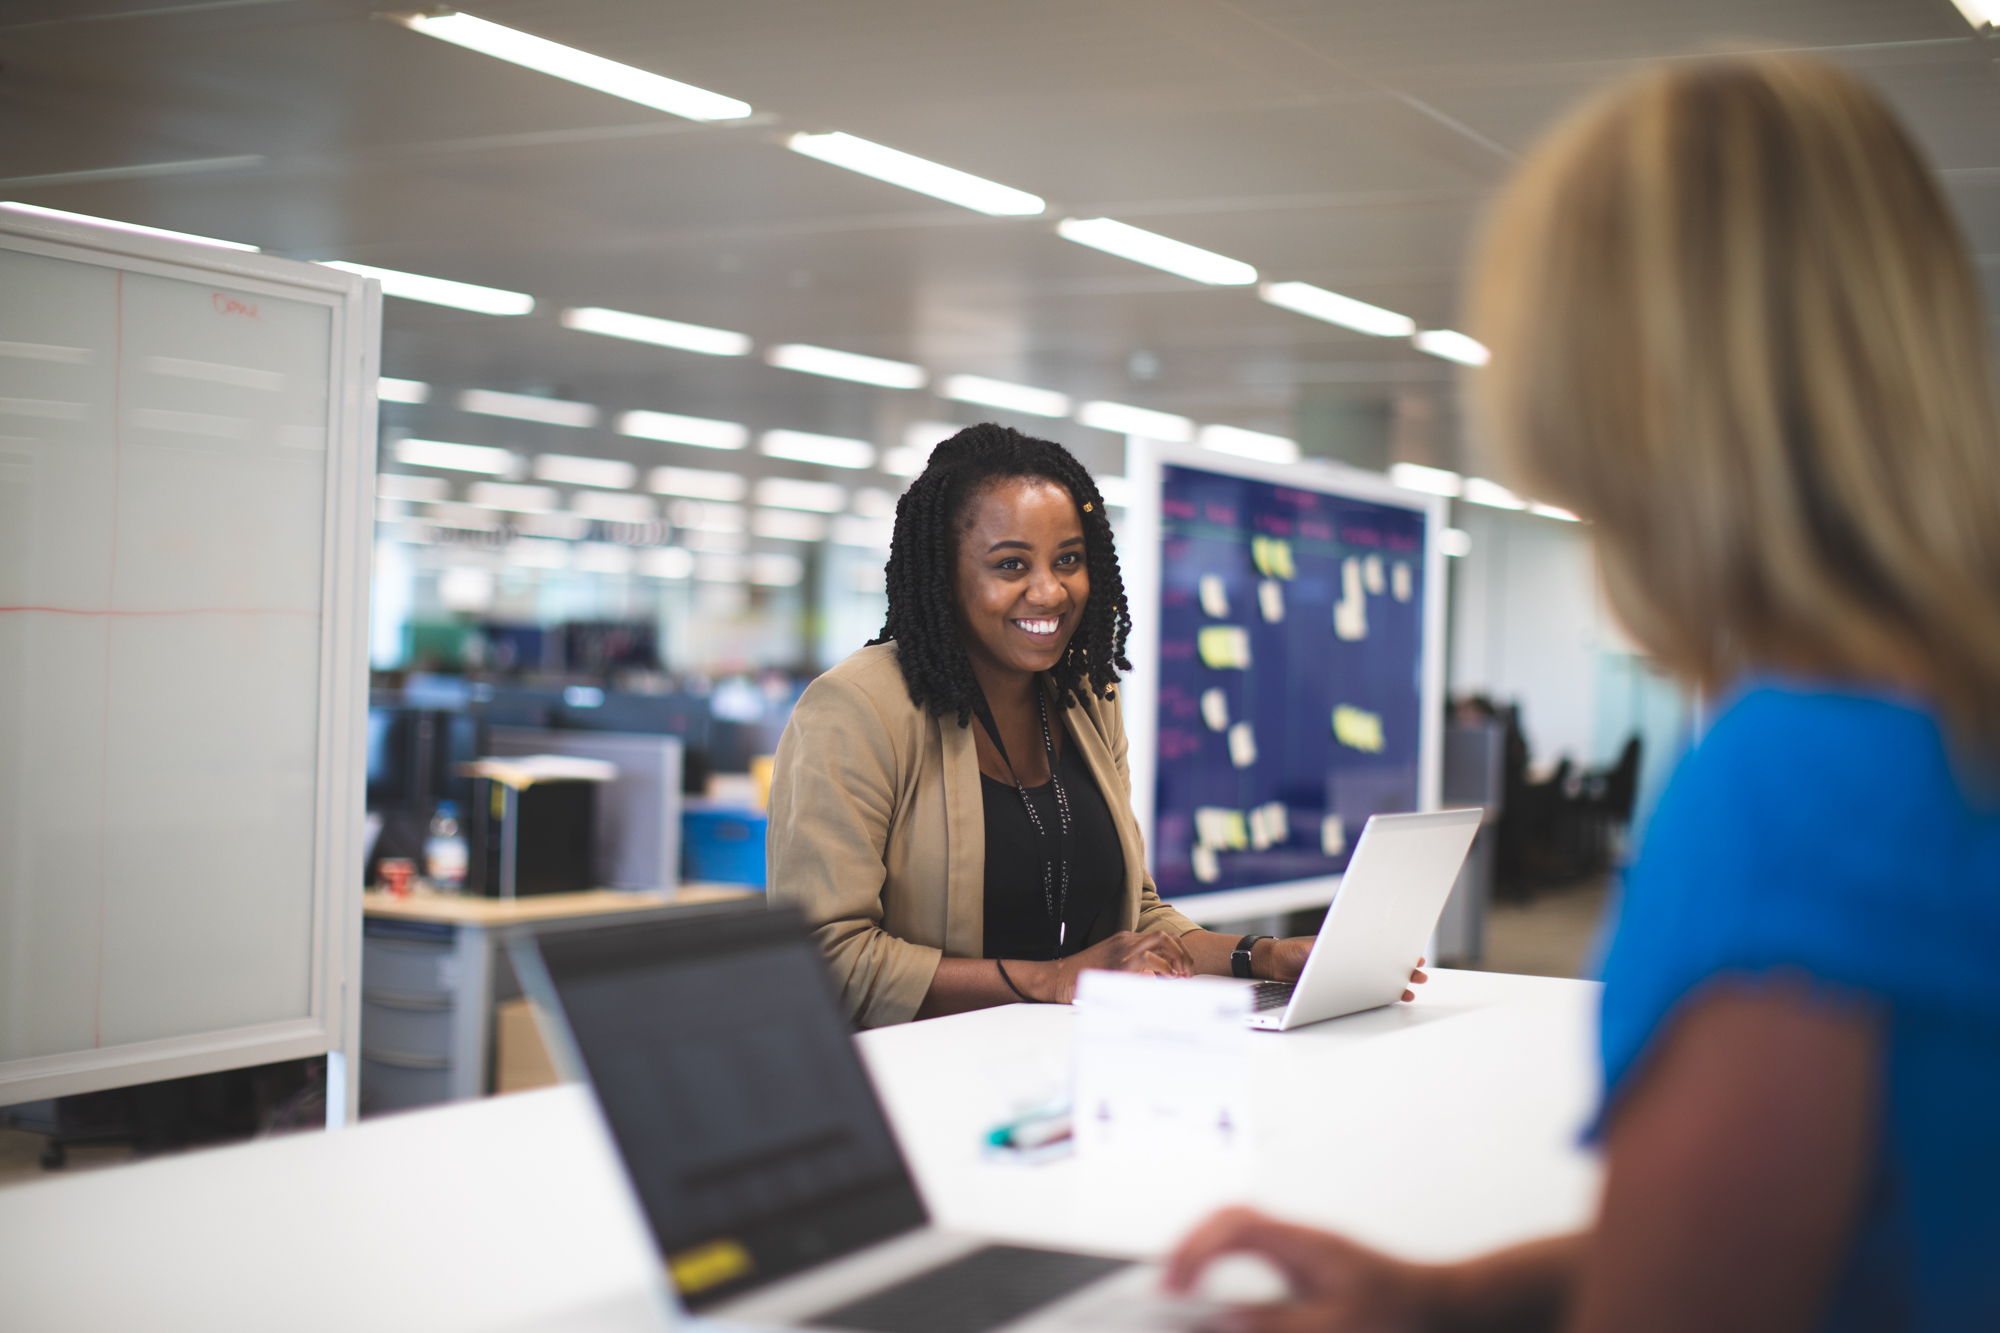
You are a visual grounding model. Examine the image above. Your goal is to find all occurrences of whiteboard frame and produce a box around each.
[0,213,377,1116]
[1120,440,1450,922]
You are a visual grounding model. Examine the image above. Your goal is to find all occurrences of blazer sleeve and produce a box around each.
[1100,689,1201,938]
[767,673,943,1026]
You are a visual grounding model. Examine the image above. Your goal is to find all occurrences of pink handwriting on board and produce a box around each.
[212,293,260,319]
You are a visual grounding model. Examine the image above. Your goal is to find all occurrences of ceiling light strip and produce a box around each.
[392,12,752,122]
[786,132,1043,216]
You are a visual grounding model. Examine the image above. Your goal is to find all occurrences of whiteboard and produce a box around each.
[1120,440,1449,921]
[0,213,377,1113]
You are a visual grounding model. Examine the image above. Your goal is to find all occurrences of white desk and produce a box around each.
[857,967,1604,1262]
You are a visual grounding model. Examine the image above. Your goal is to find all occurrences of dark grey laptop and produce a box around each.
[511,908,1191,1333]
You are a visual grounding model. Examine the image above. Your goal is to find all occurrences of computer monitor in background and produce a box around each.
[1121,443,1449,918]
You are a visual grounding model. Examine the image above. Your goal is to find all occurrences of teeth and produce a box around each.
[1017,618,1059,634]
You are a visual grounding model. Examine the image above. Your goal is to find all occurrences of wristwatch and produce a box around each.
[1231,935,1272,979]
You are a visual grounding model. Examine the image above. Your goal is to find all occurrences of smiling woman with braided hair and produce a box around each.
[768,423,1421,1026]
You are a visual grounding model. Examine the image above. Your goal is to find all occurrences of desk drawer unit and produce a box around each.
[361,921,483,1114]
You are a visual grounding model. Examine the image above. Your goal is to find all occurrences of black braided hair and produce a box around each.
[868,423,1131,726]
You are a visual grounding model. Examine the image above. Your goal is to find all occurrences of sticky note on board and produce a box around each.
[1197,625,1252,669]
[1392,560,1413,603]
[1363,553,1386,595]
[1322,814,1347,857]
[1200,688,1230,732]
[1198,573,1230,618]
[1194,806,1249,850]
[1251,535,1295,580]
[1333,704,1385,753]
[1333,557,1368,642]
[1227,721,1258,768]
[1248,801,1289,851]
[1257,579,1285,623]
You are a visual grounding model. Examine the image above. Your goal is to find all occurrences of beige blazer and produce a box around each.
[767,642,1199,1028]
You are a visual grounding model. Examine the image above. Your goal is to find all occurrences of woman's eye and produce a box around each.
[1056,553,1079,567]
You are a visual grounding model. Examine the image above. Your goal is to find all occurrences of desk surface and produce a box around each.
[857,967,1604,1263]
[362,885,757,925]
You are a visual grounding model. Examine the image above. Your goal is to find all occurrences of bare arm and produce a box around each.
[1570,978,1880,1332]
[915,932,1197,1019]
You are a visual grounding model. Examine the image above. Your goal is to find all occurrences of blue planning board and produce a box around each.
[1150,463,1429,898]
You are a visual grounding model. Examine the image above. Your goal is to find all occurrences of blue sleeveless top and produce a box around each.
[1598,683,2000,1329]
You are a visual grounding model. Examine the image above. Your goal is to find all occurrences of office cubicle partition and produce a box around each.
[0,211,378,1120]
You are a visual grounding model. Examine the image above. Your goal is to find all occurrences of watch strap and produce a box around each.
[1231,935,1271,979]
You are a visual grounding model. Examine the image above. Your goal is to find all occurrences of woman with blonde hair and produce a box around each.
[1164,54,2000,1330]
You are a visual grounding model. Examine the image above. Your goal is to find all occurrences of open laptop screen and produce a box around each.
[533,909,928,1308]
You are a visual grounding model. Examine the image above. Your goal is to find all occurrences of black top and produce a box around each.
[981,733,1126,961]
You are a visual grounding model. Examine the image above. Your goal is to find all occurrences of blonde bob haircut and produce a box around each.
[1471,55,2000,757]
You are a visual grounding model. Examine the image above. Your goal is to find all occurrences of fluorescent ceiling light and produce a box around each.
[572,543,634,575]
[395,437,516,474]
[1259,281,1415,337]
[467,481,559,513]
[378,474,448,503]
[1056,218,1256,286]
[851,487,897,518]
[559,306,750,357]
[506,537,571,569]
[459,388,598,428]
[322,261,534,316]
[1530,502,1581,522]
[532,453,635,488]
[755,477,848,513]
[940,374,1069,418]
[1077,400,1194,442]
[1388,462,1462,498]
[572,490,656,524]
[427,501,503,531]
[649,466,747,501]
[752,509,829,543]
[1198,424,1299,465]
[668,500,746,533]
[785,131,1043,216]
[1413,329,1490,366]
[1095,475,1132,510]
[761,429,877,470]
[641,547,696,579]
[832,514,896,548]
[765,343,927,390]
[0,200,259,251]
[1951,0,2000,28]
[378,376,432,404]
[883,420,960,476]
[695,551,745,580]
[751,552,806,587]
[617,410,747,451]
[391,11,752,121]
[1462,477,1526,511]
[1439,528,1473,558]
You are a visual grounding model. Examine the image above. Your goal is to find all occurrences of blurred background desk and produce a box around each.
[857,968,1603,1262]
[360,887,756,1115]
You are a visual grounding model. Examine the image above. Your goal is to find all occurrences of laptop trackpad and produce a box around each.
[813,1246,1130,1333]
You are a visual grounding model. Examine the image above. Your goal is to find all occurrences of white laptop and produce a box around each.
[1244,808,1483,1031]
[512,909,1207,1333]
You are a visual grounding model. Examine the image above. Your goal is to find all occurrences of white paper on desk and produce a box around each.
[1072,972,1253,1162]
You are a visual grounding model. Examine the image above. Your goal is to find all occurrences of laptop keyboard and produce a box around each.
[1250,981,1295,1012]
[815,1245,1131,1333]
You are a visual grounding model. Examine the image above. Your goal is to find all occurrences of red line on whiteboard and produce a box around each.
[96,273,123,1049]
[0,606,322,618]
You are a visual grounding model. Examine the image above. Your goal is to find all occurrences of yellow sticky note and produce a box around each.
[1197,626,1251,669]
[1333,705,1385,754]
